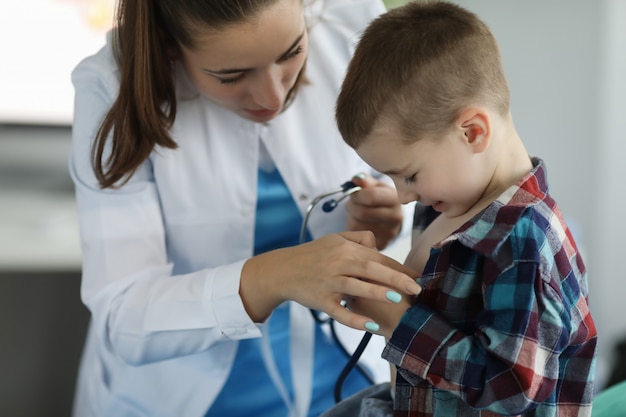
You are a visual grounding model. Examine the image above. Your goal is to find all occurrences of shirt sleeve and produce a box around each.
[382,258,574,415]
[69,52,261,367]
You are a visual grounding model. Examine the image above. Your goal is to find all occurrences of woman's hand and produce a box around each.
[345,173,403,250]
[240,231,421,330]
[345,292,414,339]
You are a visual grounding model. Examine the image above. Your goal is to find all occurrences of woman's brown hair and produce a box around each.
[93,0,304,188]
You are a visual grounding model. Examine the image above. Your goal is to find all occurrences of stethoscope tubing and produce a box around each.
[298,180,376,402]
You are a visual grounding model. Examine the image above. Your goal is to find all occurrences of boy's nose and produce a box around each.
[397,188,419,205]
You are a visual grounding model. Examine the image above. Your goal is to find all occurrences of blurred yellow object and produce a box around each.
[85,0,114,31]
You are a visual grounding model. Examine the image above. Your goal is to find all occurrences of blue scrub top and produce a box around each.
[207,168,370,417]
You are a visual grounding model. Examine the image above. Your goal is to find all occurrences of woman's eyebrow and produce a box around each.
[202,30,305,75]
[277,31,305,60]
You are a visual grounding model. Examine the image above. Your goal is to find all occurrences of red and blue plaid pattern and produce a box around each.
[383,157,597,417]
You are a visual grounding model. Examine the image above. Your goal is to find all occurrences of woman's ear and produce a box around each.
[457,107,491,153]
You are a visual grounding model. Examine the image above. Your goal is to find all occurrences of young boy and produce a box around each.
[334,1,598,416]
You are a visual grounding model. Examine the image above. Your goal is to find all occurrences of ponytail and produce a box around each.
[92,0,177,188]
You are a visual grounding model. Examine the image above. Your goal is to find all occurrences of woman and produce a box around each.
[69,0,420,415]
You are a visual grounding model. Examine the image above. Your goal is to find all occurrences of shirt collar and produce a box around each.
[438,156,549,257]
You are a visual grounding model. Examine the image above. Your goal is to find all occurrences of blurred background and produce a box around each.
[1,0,625,416]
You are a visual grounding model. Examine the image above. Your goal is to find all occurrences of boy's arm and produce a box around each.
[381,261,596,415]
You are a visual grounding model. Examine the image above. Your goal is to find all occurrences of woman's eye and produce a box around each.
[280,45,304,62]
[404,174,417,184]
[218,75,244,85]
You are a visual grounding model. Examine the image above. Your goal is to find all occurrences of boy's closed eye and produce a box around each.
[404,173,417,185]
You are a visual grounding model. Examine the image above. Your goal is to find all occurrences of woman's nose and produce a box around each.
[252,66,284,110]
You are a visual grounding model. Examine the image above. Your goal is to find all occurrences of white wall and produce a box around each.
[0,1,114,124]
[594,0,626,386]
[447,0,626,387]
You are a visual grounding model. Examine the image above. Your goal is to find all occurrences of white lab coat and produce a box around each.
[70,1,410,416]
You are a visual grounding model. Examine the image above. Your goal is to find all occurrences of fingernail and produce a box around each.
[407,281,422,295]
[365,321,380,332]
[353,172,366,180]
[386,290,402,303]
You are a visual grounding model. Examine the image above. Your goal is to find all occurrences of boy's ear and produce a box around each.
[457,107,491,153]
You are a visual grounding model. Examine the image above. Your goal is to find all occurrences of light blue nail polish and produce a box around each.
[353,172,366,180]
[365,321,380,332]
[386,290,402,303]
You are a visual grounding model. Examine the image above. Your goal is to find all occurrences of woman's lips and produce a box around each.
[244,108,279,119]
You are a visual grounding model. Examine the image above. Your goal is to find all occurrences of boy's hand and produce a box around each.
[345,173,403,250]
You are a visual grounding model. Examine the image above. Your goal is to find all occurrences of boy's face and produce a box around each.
[356,122,492,219]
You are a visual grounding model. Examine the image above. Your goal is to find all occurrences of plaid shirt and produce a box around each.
[382,157,597,417]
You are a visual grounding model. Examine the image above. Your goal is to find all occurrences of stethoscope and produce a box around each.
[299,180,376,403]
[299,180,362,244]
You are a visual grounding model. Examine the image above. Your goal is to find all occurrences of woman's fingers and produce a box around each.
[337,231,421,295]
[332,266,419,305]
[242,231,420,330]
[335,229,378,248]
[294,232,421,331]
[324,302,379,333]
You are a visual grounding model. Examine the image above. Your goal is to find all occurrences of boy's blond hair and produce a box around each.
[336,0,510,148]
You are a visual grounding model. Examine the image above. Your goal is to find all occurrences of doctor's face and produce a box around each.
[179,0,308,123]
